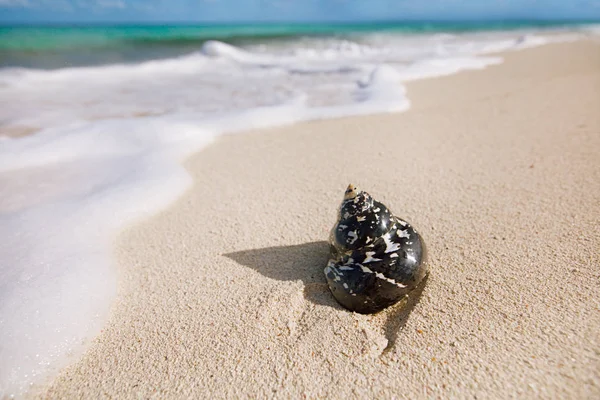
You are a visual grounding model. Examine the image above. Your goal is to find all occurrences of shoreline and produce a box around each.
[33,39,600,398]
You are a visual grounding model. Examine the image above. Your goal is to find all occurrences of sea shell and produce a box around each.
[324,184,428,314]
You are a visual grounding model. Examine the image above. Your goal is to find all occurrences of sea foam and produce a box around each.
[0,27,587,397]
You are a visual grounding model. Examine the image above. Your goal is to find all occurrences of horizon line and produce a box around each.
[1,17,600,27]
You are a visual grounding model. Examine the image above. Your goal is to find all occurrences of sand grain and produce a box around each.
[40,40,600,399]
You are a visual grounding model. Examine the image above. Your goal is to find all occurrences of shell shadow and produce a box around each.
[224,240,430,342]
[224,241,339,309]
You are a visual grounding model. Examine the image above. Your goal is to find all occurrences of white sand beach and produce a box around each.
[27,39,600,398]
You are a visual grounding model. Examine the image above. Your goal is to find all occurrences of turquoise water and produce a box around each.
[0,20,597,68]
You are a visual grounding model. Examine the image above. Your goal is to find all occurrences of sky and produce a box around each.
[1,0,600,23]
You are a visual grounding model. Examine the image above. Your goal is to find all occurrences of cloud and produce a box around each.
[0,0,127,9]
[0,0,30,7]
[0,0,74,10]
[95,0,126,8]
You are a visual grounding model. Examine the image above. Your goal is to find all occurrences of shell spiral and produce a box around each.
[324,184,428,314]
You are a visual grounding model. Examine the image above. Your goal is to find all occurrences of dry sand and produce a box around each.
[40,40,600,399]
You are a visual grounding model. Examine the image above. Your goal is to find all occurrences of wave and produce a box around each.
[1,20,596,70]
[1,20,596,52]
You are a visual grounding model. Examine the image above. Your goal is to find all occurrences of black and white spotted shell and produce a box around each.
[324,184,428,314]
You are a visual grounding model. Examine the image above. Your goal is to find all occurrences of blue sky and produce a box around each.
[1,0,600,23]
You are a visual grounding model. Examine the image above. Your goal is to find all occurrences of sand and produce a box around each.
[39,40,600,399]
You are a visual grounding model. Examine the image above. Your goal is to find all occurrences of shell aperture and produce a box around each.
[324,184,428,314]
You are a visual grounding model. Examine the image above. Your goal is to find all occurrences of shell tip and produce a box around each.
[344,184,360,200]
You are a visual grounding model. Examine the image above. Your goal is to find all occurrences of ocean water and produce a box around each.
[0,21,598,397]
[1,20,596,69]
